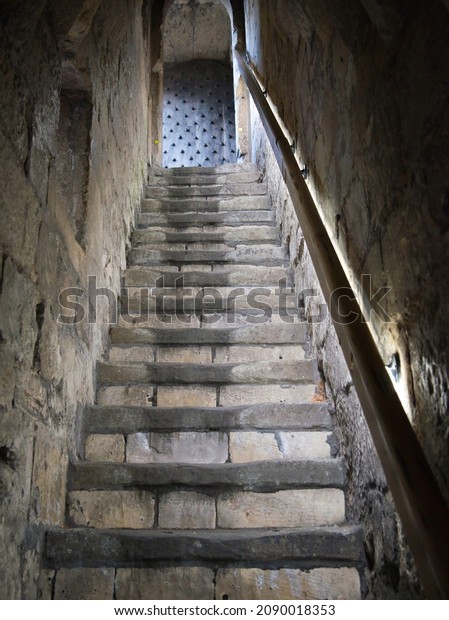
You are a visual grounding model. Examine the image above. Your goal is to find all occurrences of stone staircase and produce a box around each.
[42,163,364,600]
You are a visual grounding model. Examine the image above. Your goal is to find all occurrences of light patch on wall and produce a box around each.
[164,0,231,65]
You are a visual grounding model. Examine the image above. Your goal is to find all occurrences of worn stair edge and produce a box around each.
[148,162,259,176]
[110,324,307,345]
[85,402,332,434]
[146,171,262,186]
[129,251,287,267]
[132,229,280,245]
[120,292,297,312]
[137,211,275,227]
[69,460,344,491]
[97,360,315,386]
[45,525,365,568]
[140,196,270,212]
[145,184,267,199]
[124,267,291,288]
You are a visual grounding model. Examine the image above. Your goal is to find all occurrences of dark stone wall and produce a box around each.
[245,0,449,598]
[0,0,151,598]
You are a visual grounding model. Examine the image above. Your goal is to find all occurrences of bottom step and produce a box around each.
[40,565,361,600]
[45,526,363,567]
[43,527,363,600]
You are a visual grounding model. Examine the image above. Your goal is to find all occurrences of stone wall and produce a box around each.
[164,0,231,65]
[245,0,449,598]
[0,0,151,598]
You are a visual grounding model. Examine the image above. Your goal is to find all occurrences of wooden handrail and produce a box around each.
[234,43,449,598]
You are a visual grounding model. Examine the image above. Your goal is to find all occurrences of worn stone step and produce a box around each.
[107,343,305,364]
[110,323,307,346]
[115,311,303,330]
[45,525,364,568]
[67,487,344,529]
[124,266,290,287]
[133,239,280,252]
[146,170,261,186]
[121,286,297,312]
[213,567,361,600]
[45,564,360,600]
[149,162,259,177]
[108,343,304,365]
[132,226,279,245]
[69,460,345,492]
[137,210,274,227]
[84,429,331,464]
[97,359,315,386]
[129,246,287,266]
[145,183,266,199]
[141,195,270,212]
[85,403,332,434]
[95,382,317,408]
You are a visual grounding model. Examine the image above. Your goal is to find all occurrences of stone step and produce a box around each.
[121,286,297,312]
[97,359,315,386]
[141,195,270,212]
[124,266,290,287]
[137,210,274,227]
[132,226,280,245]
[45,564,361,600]
[108,343,305,364]
[116,310,302,328]
[67,487,344,529]
[129,246,287,266]
[96,383,317,408]
[146,170,261,186]
[84,429,332,464]
[144,182,266,199]
[131,241,281,252]
[149,162,259,177]
[69,460,344,491]
[45,525,364,568]
[114,312,305,333]
[110,323,307,346]
[85,402,332,434]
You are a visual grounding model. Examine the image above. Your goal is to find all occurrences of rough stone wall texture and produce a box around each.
[164,0,231,65]
[246,0,449,599]
[0,0,151,599]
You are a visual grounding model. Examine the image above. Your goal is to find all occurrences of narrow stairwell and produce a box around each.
[43,163,364,600]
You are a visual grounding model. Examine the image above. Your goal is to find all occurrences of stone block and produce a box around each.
[215,567,360,600]
[181,264,212,272]
[37,569,55,600]
[229,432,281,462]
[109,346,156,363]
[97,385,154,406]
[126,432,228,463]
[214,344,305,363]
[85,434,125,463]
[217,489,345,528]
[30,431,67,525]
[54,568,114,600]
[229,431,330,462]
[115,567,214,600]
[68,490,155,528]
[158,491,216,528]
[220,384,315,406]
[157,385,216,407]
[157,345,212,363]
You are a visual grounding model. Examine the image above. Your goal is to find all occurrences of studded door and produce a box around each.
[163,60,237,168]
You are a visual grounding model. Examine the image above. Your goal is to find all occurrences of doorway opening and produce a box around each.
[162,0,237,168]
